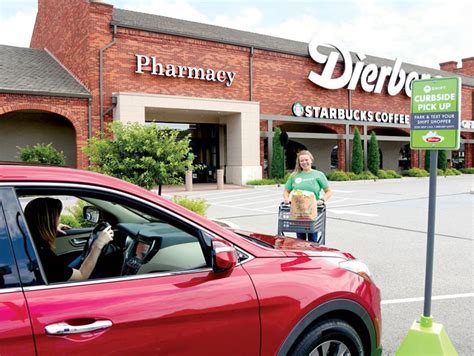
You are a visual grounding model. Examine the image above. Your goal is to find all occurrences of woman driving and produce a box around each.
[24,197,113,283]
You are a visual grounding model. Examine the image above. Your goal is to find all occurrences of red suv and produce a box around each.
[0,164,381,355]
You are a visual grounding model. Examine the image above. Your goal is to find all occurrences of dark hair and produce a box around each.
[24,197,62,250]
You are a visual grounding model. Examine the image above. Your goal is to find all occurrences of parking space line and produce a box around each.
[329,210,378,217]
[232,197,283,207]
[210,203,276,214]
[382,292,474,305]
[212,195,281,204]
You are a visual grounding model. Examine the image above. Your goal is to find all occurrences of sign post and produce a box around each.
[396,77,460,355]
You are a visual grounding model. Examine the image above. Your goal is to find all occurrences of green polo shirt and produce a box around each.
[285,170,329,199]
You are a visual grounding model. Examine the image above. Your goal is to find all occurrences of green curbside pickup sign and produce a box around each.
[410,77,461,150]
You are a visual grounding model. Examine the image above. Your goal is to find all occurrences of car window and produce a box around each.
[18,189,209,284]
[0,203,21,289]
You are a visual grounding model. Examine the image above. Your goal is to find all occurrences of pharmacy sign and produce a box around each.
[410,77,461,150]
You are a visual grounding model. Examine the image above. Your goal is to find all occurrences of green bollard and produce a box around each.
[396,315,457,356]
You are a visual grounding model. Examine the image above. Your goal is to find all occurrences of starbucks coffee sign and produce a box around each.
[292,102,410,125]
[307,39,433,97]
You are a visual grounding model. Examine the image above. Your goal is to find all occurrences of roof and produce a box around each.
[0,45,90,98]
[112,8,474,88]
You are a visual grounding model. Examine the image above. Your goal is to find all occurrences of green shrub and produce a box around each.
[327,170,350,181]
[247,172,292,185]
[424,151,430,171]
[443,168,462,176]
[386,170,402,178]
[84,122,195,190]
[377,170,389,179]
[424,150,448,171]
[357,171,378,180]
[351,128,363,174]
[402,168,429,177]
[438,150,447,170]
[368,132,380,175]
[60,214,81,228]
[460,168,474,174]
[271,127,285,179]
[246,178,278,185]
[17,143,65,166]
[65,199,95,228]
[172,196,209,216]
[346,172,358,180]
[376,170,401,179]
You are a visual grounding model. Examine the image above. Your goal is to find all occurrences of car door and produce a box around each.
[0,189,36,355]
[9,185,261,355]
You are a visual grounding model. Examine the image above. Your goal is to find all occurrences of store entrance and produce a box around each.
[188,123,220,183]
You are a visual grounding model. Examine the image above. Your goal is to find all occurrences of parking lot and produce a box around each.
[166,175,474,355]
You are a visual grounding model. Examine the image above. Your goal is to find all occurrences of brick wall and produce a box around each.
[29,1,474,170]
[31,0,114,138]
[440,57,474,77]
[0,93,89,168]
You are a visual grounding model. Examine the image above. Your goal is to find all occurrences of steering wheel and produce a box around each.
[81,222,117,262]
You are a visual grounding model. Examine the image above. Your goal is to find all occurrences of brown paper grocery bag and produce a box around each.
[290,191,317,219]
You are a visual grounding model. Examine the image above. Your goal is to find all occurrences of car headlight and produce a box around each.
[339,260,373,282]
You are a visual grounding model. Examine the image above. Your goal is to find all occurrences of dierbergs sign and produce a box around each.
[135,54,237,87]
[307,39,433,97]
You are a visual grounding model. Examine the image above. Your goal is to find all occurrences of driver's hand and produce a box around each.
[57,223,71,235]
[94,226,114,249]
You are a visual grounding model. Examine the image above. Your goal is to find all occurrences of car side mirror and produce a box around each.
[83,206,100,224]
[212,238,237,273]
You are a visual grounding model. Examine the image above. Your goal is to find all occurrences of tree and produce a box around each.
[438,150,447,170]
[84,122,195,190]
[17,142,65,166]
[271,127,285,179]
[424,150,447,171]
[368,131,380,175]
[424,150,430,171]
[351,127,363,174]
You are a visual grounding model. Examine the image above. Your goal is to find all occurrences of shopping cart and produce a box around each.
[277,203,327,244]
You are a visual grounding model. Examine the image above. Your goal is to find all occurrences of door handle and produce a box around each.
[45,320,113,335]
[70,238,88,247]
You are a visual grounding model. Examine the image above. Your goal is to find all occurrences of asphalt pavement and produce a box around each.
[165,174,474,355]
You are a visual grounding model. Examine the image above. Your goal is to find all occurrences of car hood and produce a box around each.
[233,230,355,259]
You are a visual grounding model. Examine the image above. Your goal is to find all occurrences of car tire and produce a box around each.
[290,318,365,356]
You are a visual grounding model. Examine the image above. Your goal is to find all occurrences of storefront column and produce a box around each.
[345,123,350,171]
[363,126,368,171]
[464,143,473,168]
[337,138,346,171]
[411,150,419,169]
[223,111,262,184]
[267,120,273,177]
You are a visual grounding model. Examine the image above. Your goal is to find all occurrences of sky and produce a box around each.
[0,0,473,69]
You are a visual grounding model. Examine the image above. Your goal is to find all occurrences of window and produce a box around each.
[18,188,210,284]
[0,204,20,289]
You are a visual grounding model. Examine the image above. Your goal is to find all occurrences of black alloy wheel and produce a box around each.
[291,318,365,356]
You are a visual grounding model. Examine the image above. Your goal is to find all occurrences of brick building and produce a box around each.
[0,0,473,184]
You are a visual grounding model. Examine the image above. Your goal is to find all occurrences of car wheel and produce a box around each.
[291,318,365,356]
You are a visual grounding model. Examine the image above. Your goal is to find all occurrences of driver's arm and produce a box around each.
[69,227,114,281]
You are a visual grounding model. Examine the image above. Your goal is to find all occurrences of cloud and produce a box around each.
[0,9,36,48]
[246,0,473,68]
[1,0,472,69]
[120,0,210,23]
